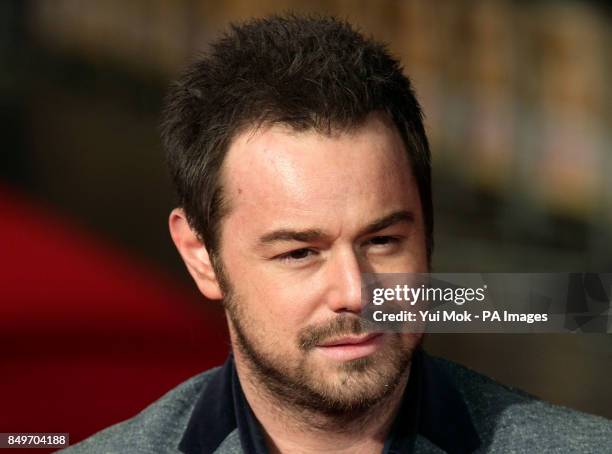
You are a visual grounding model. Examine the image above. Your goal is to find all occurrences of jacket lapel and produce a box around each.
[413,434,447,453]
[214,429,244,454]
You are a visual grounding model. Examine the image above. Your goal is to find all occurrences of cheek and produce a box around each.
[221,253,323,325]
[411,244,429,273]
[230,269,322,339]
[407,219,429,272]
[263,281,321,327]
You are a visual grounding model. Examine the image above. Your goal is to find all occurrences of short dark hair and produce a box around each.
[161,14,433,264]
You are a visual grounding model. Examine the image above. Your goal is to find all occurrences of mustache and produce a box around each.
[298,315,378,351]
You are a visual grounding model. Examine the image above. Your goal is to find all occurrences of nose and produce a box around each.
[325,248,363,314]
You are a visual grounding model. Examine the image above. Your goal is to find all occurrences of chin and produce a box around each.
[298,334,418,413]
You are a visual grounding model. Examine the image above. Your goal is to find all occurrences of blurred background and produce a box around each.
[1,0,611,448]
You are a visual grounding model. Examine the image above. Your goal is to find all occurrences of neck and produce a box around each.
[234,350,411,454]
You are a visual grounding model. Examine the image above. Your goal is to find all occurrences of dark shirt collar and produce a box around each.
[178,353,238,453]
[179,350,480,454]
[418,351,481,454]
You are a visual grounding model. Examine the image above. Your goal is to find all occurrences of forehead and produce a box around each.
[220,114,418,231]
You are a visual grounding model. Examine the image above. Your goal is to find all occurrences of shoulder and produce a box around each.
[60,368,219,454]
[431,355,612,453]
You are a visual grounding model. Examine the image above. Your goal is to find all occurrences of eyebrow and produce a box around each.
[259,228,328,245]
[361,210,414,236]
[257,210,414,245]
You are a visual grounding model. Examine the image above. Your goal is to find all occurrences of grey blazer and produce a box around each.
[61,356,612,453]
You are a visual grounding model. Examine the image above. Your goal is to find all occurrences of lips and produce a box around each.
[318,332,382,347]
[316,333,384,361]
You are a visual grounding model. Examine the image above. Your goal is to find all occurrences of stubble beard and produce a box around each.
[221,275,420,425]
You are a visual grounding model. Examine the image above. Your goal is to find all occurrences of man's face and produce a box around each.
[215,113,428,414]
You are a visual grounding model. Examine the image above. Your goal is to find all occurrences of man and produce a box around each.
[65,14,611,454]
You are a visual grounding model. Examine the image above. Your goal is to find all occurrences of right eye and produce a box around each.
[276,248,317,263]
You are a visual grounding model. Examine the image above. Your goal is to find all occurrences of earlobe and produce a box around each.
[168,208,224,300]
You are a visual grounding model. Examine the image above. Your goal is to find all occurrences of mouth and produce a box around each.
[316,333,384,361]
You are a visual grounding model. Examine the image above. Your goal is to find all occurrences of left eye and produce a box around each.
[367,236,398,246]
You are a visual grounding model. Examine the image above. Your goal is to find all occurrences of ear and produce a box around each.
[168,208,224,300]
